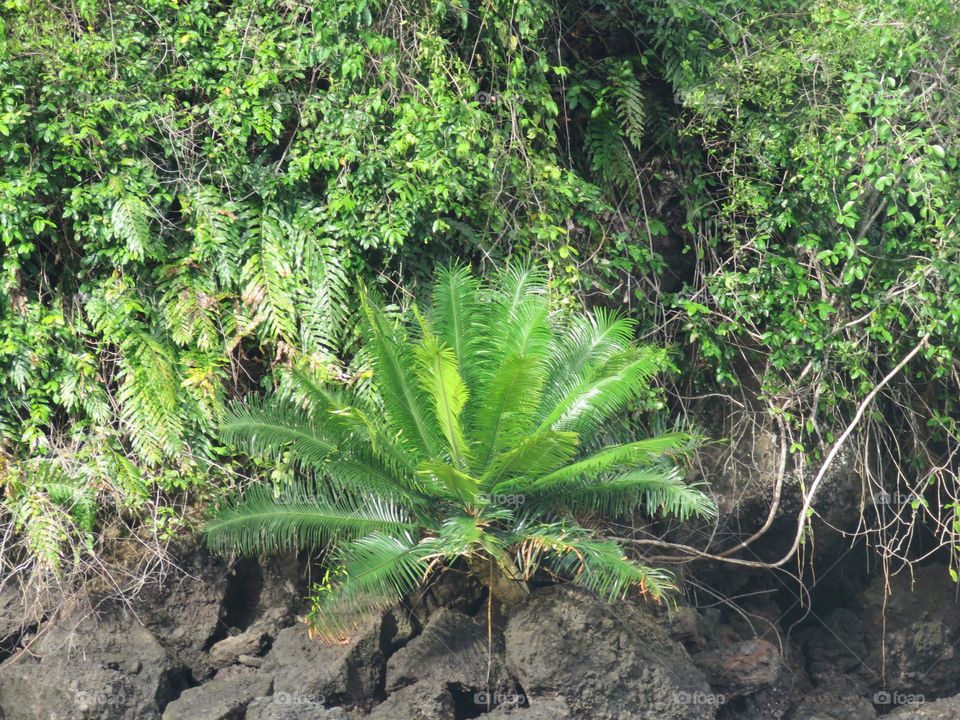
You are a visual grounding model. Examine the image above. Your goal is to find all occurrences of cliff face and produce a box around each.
[1,425,959,720]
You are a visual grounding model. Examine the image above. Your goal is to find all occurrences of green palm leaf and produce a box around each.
[308,531,431,642]
[526,467,716,520]
[517,432,698,489]
[519,522,675,601]
[542,308,637,412]
[361,289,444,460]
[482,430,579,489]
[537,347,666,436]
[220,397,335,467]
[414,329,470,466]
[205,483,413,555]
[431,264,485,388]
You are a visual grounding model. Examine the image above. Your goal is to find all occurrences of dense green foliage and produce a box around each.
[0,0,599,574]
[206,265,714,639]
[3,0,960,585]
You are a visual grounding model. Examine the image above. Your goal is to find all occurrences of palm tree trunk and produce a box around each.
[468,552,529,608]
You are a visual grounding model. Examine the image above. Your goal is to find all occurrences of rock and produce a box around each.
[411,566,486,619]
[0,610,188,720]
[365,682,456,720]
[785,685,877,720]
[209,630,269,669]
[252,553,309,623]
[385,608,510,694]
[693,639,781,697]
[238,654,263,668]
[136,541,230,679]
[244,695,348,720]
[212,664,258,682]
[0,582,48,655]
[886,693,960,719]
[381,606,420,654]
[261,621,384,709]
[484,696,574,718]
[505,586,716,720]
[803,564,960,698]
[161,673,273,720]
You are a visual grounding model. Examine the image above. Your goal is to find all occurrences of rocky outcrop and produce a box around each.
[261,619,385,709]
[135,544,230,681]
[886,694,960,719]
[365,681,457,720]
[161,673,273,720]
[245,695,349,720]
[385,608,511,693]
[693,638,781,698]
[802,563,960,699]
[505,586,716,720]
[0,610,189,720]
[3,539,960,720]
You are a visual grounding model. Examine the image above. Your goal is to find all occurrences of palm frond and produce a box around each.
[522,432,699,488]
[518,523,675,601]
[431,264,485,388]
[467,299,553,474]
[541,308,637,414]
[308,531,430,643]
[324,457,427,506]
[537,347,666,437]
[361,289,444,460]
[220,397,335,467]
[525,467,716,520]
[418,460,478,504]
[486,264,549,326]
[414,329,470,466]
[205,483,413,555]
[482,431,579,490]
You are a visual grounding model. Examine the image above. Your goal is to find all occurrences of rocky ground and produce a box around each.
[0,541,958,720]
[2,412,959,719]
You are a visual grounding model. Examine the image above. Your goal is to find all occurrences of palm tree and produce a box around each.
[206,265,715,641]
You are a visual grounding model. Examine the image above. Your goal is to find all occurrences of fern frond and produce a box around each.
[292,207,351,356]
[116,331,184,464]
[241,209,299,343]
[111,195,155,260]
[611,62,646,149]
[585,112,634,187]
[184,186,244,286]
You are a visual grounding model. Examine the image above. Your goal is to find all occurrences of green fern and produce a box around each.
[111,195,156,260]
